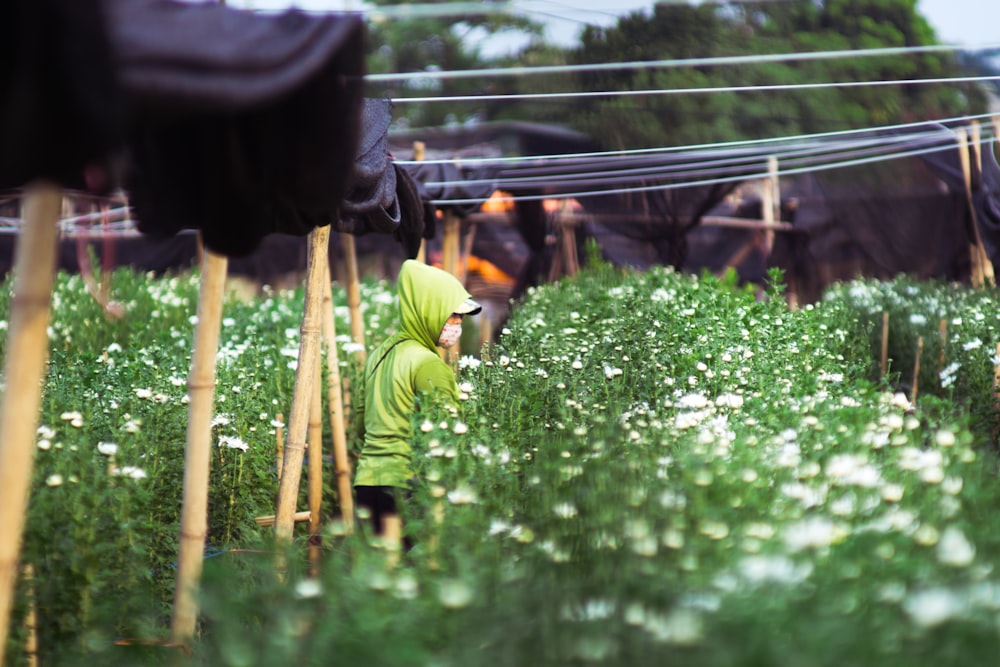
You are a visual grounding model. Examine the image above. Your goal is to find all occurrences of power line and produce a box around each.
[367,43,1000,83]
[389,74,1000,104]
[424,139,983,205]
[394,112,999,166]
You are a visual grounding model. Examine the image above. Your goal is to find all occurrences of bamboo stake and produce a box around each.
[0,182,61,661]
[275,412,285,479]
[413,141,427,264]
[322,266,353,531]
[458,222,477,284]
[761,156,779,256]
[880,312,889,379]
[442,210,460,277]
[912,336,923,403]
[340,232,367,365]
[382,515,402,568]
[255,511,311,528]
[275,226,329,546]
[993,343,1000,442]
[308,351,323,575]
[938,319,947,376]
[956,127,993,288]
[22,565,37,667]
[170,248,229,647]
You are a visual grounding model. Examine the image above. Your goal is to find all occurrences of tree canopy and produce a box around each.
[366,0,993,150]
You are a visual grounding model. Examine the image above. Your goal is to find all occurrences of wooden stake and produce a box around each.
[993,343,1000,441]
[938,319,947,376]
[275,226,329,546]
[255,511,310,528]
[340,232,367,364]
[22,564,37,667]
[382,515,402,568]
[912,336,923,403]
[275,412,285,479]
[413,141,428,264]
[442,210,460,278]
[308,351,323,575]
[956,127,994,288]
[170,249,228,647]
[322,266,353,531]
[0,182,61,659]
[880,312,889,379]
[761,156,779,256]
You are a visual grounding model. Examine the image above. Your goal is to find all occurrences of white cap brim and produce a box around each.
[454,298,482,315]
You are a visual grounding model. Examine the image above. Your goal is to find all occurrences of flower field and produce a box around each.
[4,259,1000,666]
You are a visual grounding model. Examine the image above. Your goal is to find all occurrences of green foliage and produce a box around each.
[7,266,1000,665]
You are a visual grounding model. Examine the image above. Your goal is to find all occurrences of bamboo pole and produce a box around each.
[0,182,62,661]
[912,336,923,403]
[322,266,353,531]
[307,351,323,575]
[413,141,427,264]
[442,210,460,277]
[170,248,229,647]
[761,156,779,256]
[993,343,1000,442]
[382,515,402,568]
[340,232,367,365]
[275,226,330,546]
[956,127,994,288]
[938,319,947,376]
[880,312,889,379]
[255,511,311,528]
[275,412,285,479]
[22,565,37,667]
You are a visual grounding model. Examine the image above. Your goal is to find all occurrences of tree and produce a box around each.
[495,0,989,151]
[362,0,544,129]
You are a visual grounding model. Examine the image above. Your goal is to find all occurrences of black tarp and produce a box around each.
[2,0,370,257]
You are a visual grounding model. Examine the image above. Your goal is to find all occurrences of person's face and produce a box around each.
[445,314,463,327]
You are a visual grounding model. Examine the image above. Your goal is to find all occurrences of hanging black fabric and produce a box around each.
[1,0,367,258]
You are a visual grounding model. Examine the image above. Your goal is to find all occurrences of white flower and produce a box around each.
[452,421,468,435]
[936,526,975,567]
[295,578,323,599]
[46,474,63,487]
[677,394,709,410]
[553,502,578,519]
[934,430,956,447]
[112,466,147,480]
[97,442,118,456]
[438,579,474,609]
[962,338,982,351]
[37,440,52,451]
[447,484,478,505]
[903,588,964,628]
[134,388,153,399]
[457,355,481,370]
[219,436,249,452]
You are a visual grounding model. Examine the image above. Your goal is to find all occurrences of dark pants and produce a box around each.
[355,485,414,551]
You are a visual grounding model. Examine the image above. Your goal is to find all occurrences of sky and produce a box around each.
[234,0,1000,55]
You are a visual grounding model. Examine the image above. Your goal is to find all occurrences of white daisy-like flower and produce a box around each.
[936,526,975,567]
[219,436,249,452]
[97,442,118,456]
[46,474,63,487]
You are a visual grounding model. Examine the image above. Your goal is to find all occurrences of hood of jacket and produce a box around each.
[397,259,473,351]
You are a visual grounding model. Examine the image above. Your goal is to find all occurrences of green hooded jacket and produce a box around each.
[353,260,471,488]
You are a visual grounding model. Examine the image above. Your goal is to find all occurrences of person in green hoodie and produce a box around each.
[353,259,481,543]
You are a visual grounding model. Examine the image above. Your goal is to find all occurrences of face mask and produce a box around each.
[437,322,462,348]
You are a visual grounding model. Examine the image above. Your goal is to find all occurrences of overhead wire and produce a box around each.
[426,137,985,206]
[367,43,1000,83]
[417,130,973,191]
[395,111,1000,166]
[388,74,1000,104]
